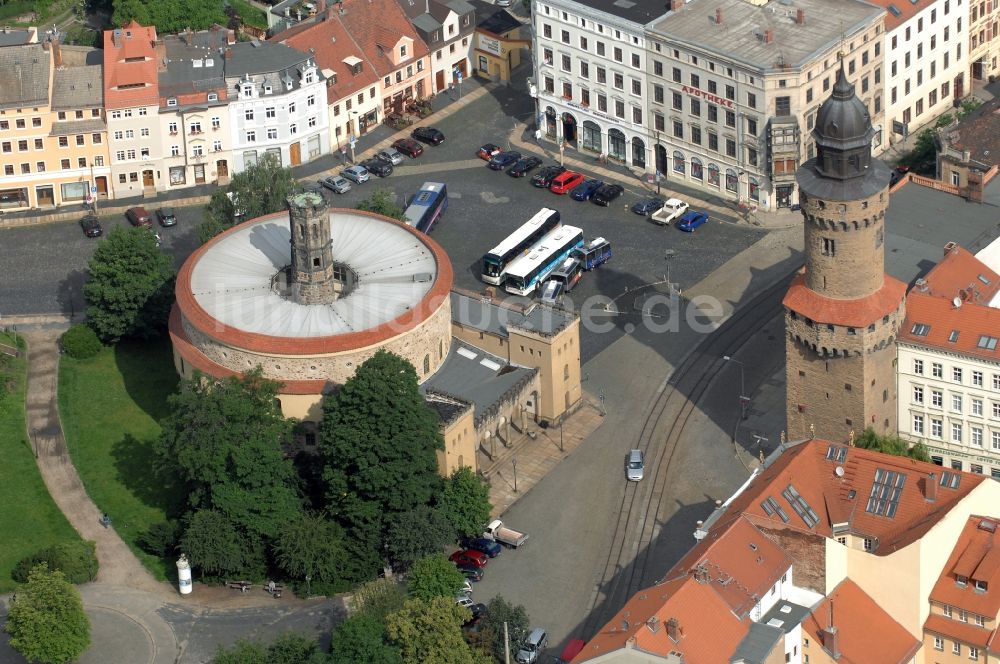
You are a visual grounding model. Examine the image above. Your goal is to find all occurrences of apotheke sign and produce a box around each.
[681,85,735,109]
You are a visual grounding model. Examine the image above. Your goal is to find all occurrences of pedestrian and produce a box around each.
[267,580,275,594]
[101,513,110,528]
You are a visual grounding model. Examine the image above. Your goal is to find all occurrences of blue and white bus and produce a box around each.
[481,208,561,285]
[503,225,585,296]
[572,237,612,270]
[403,182,448,233]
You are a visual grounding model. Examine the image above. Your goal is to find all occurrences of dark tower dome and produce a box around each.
[811,64,877,180]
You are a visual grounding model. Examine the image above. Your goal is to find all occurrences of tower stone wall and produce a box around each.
[288,191,338,305]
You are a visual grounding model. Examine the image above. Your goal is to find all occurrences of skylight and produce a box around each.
[977,335,998,350]
[825,445,848,463]
[761,496,790,523]
[866,468,906,518]
[948,330,960,343]
[911,323,930,336]
[782,484,820,528]
[978,274,992,285]
[888,4,902,16]
[939,471,961,489]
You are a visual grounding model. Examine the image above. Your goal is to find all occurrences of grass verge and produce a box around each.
[58,336,184,581]
[230,0,268,28]
[0,333,81,592]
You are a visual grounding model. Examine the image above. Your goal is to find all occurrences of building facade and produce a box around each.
[784,67,905,441]
[470,1,528,85]
[968,0,999,84]
[397,0,476,94]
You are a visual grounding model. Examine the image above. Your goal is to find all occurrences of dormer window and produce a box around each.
[352,63,362,75]
[956,575,968,587]
[400,44,407,58]
[974,579,988,592]
[304,72,315,84]
[125,30,132,38]
[207,92,218,102]
[264,85,273,95]
[242,84,253,96]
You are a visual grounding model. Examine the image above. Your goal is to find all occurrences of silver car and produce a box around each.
[625,449,644,481]
[319,175,352,194]
[341,165,370,184]
[376,148,405,166]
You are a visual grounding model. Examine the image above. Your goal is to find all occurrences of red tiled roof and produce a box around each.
[928,516,1000,618]
[802,579,921,663]
[102,23,160,109]
[337,0,429,77]
[920,243,1000,302]
[865,0,937,31]
[783,270,907,327]
[924,613,994,648]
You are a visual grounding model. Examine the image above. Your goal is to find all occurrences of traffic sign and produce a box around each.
[91,186,97,193]
[349,135,356,146]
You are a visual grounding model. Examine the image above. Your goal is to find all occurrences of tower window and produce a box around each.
[823,238,836,256]
[313,257,321,267]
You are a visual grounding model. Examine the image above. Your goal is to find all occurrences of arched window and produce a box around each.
[672,150,685,174]
[707,163,721,187]
[690,157,703,180]
[725,168,738,193]
[607,129,626,160]
[581,120,601,152]
[439,340,443,359]
[423,354,430,375]
[545,106,557,138]
[749,176,760,201]
[299,224,305,239]
[631,137,646,168]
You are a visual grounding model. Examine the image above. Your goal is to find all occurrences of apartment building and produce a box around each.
[897,242,1000,478]
[49,58,112,204]
[647,0,884,211]
[395,0,476,93]
[968,0,999,84]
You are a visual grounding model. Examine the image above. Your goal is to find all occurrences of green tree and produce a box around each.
[320,350,444,560]
[437,467,492,538]
[211,633,326,664]
[330,615,403,664]
[406,554,465,602]
[481,595,529,663]
[156,370,301,538]
[112,0,149,26]
[273,512,349,594]
[355,187,406,221]
[198,158,298,242]
[385,597,474,664]
[82,226,175,343]
[5,565,91,664]
[59,324,102,359]
[180,509,264,579]
[12,541,99,585]
[385,505,455,569]
[352,578,408,621]
[853,428,930,462]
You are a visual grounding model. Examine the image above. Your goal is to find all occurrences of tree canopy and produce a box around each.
[272,512,349,594]
[329,615,403,664]
[385,597,475,664]
[853,428,930,462]
[198,158,299,243]
[5,565,91,664]
[211,632,328,664]
[385,505,455,570]
[406,554,465,602]
[481,595,530,663]
[180,509,266,579]
[436,467,492,538]
[355,187,406,221]
[82,226,175,343]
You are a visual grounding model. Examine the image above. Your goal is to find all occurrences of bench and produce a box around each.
[227,581,252,593]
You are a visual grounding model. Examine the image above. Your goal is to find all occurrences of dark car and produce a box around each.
[125,206,152,227]
[392,138,425,158]
[531,165,566,188]
[80,214,103,238]
[631,197,666,216]
[460,537,502,558]
[156,207,177,226]
[478,143,503,160]
[456,565,485,582]
[449,550,488,568]
[889,165,910,186]
[412,127,445,145]
[570,178,604,201]
[507,156,543,177]
[592,183,625,206]
[361,157,393,177]
[488,151,521,170]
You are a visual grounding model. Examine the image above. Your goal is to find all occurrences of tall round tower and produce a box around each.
[784,66,907,441]
[288,190,338,305]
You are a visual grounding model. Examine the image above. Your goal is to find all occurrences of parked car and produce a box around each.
[361,157,393,177]
[507,156,543,177]
[488,151,521,171]
[125,206,152,227]
[467,603,487,621]
[478,143,503,160]
[319,175,352,194]
[483,519,529,548]
[592,183,624,206]
[557,640,586,664]
[412,126,445,145]
[156,207,177,227]
[570,178,604,201]
[677,210,709,232]
[449,549,489,568]
[457,565,485,582]
[80,214,103,238]
[341,165,370,184]
[625,449,645,481]
[376,148,405,165]
[539,280,563,305]
[392,138,425,158]
[631,197,666,216]
[459,579,473,596]
[516,628,548,664]
[460,537,502,558]
[889,164,910,186]
[549,170,586,194]
[456,596,476,609]
[650,198,689,225]
[531,165,566,188]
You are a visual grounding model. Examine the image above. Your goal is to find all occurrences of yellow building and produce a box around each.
[471,2,529,85]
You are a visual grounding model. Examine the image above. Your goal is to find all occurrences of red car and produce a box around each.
[449,549,488,569]
[392,138,424,158]
[478,143,503,160]
[549,170,586,195]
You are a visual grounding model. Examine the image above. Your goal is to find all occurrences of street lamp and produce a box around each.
[558,419,564,452]
[511,455,518,493]
[722,355,749,420]
[664,249,675,293]
[654,130,662,195]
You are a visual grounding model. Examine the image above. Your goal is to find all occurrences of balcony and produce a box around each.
[768,115,800,156]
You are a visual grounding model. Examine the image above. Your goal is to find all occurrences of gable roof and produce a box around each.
[937,96,1000,170]
[928,516,1000,618]
[102,23,159,109]
[51,64,103,109]
[336,0,428,76]
[0,44,50,110]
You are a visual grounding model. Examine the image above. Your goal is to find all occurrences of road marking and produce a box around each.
[480,191,511,204]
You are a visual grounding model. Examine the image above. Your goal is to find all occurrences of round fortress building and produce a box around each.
[169,191,454,420]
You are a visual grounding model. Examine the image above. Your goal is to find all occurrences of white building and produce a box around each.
[897,241,1000,479]
[396,0,476,93]
[869,0,968,146]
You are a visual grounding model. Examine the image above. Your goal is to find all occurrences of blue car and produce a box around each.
[570,178,604,201]
[677,210,709,232]
[460,537,502,558]
[488,151,521,170]
[631,197,666,215]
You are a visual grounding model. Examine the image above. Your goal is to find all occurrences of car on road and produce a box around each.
[557,640,586,664]
[391,138,424,158]
[488,150,521,170]
[625,448,645,481]
[319,175,352,194]
[478,143,503,160]
[125,206,152,227]
[156,207,177,227]
[460,537,502,558]
[549,170,586,194]
[375,148,405,165]
[412,126,445,145]
[570,178,603,201]
[650,198,689,225]
[360,157,393,177]
[592,183,624,206]
[516,628,548,664]
[80,214,103,238]
[456,565,484,582]
[449,549,488,568]
[341,165,370,184]
[507,155,542,177]
[531,165,566,188]
[677,210,709,232]
[631,197,666,216]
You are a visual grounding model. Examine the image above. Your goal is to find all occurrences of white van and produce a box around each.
[516,628,548,663]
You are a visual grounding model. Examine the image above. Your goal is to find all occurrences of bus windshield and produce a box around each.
[481,208,561,285]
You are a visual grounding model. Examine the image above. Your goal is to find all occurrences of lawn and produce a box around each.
[58,336,185,581]
[0,332,81,592]
[230,0,268,29]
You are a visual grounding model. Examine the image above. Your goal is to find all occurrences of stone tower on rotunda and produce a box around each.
[784,66,907,441]
[288,190,339,305]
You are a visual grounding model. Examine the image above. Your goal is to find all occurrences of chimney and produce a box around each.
[822,600,841,659]
[317,0,327,16]
[52,37,62,68]
[670,0,682,10]
[796,8,805,24]
[224,47,232,59]
[967,169,985,202]
[42,38,50,51]
[666,618,680,642]
[715,7,723,23]
[693,564,711,584]
[924,472,938,501]
[764,29,774,44]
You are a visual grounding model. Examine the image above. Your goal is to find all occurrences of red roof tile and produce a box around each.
[920,243,1000,302]
[865,0,937,31]
[336,0,429,77]
[802,579,921,663]
[783,270,907,327]
[102,23,160,109]
[924,613,994,648]
[929,516,1000,619]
